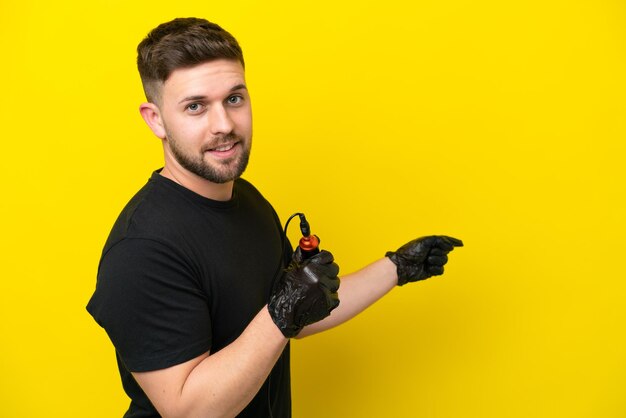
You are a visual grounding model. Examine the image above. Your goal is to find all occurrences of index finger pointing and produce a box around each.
[434,236,464,251]
[445,236,464,247]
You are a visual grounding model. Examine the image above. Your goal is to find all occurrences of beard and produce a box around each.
[166,130,251,184]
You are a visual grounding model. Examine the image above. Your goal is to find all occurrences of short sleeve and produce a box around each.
[87,238,211,372]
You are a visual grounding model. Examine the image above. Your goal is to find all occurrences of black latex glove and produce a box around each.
[386,236,463,286]
[268,248,340,338]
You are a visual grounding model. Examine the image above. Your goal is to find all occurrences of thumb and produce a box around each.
[292,246,304,264]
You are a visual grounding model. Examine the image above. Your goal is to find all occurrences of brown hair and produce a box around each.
[137,17,245,103]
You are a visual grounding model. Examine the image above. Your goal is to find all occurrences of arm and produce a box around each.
[132,250,340,418]
[296,257,397,338]
[296,235,464,338]
[133,307,287,418]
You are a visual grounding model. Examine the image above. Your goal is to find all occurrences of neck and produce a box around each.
[160,164,234,201]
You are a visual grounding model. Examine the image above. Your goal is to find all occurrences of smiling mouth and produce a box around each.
[209,143,237,152]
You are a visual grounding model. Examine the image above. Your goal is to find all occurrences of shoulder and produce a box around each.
[88,233,211,372]
[104,173,197,252]
[234,177,274,208]
[234,177,262,197]
[233,178,284,237]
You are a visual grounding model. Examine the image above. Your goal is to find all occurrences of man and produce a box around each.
[87,17,463,418]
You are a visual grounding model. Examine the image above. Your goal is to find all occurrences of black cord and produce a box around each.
[284,212,304,244]
[271,212,303,286]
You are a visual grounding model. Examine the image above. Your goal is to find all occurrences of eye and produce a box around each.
[227,95,243,105]
[186,103,204,113]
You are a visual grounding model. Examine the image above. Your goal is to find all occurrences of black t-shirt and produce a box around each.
[87,171,292,417]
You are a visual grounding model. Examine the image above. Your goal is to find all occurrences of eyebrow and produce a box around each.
[178,84,248,104]
[230,83,247,92]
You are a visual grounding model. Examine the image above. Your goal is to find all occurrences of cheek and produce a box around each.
[235,109,253,134]
[168,117,207,143]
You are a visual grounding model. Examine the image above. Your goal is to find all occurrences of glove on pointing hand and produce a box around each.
[386,236,463,286]
[269,249,340,338]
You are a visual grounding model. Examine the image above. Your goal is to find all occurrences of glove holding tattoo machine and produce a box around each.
[386,235,464,286]
[269,248,340,338]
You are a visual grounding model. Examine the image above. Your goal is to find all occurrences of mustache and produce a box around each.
[201,133,245,152]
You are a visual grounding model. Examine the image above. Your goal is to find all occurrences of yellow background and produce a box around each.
[1,0,625,416]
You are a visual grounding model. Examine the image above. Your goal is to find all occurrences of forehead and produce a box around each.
[162,59,246,102]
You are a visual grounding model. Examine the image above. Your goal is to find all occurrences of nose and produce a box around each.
[208,104,234,135]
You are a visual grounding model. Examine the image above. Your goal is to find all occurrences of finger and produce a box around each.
[310,249,334,265]
[429,247,446,256]
[426,265,444,276]
[433,238,455,252]
[328,293,340,311]
[320,275,340,293]
[427,255,448,266]
[321,262,340,278]
[292,246,304,264]
[434,236,463,251]
[442,236,464,247]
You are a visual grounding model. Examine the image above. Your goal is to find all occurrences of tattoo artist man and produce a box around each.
[87,17,463,418]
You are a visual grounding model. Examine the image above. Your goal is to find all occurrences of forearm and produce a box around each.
[135,307,288,418]
[296,257,398,338]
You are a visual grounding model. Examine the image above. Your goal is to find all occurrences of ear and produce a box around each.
[139,102,166,139]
